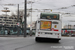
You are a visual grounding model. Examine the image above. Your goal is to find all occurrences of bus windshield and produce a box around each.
[40,21,52,31]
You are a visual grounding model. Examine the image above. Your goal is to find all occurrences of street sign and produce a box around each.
[17,22,20,26]
[2,23,4,25]
[1,10,10,12]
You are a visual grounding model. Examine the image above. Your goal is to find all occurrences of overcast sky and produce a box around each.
[0,0,75,27]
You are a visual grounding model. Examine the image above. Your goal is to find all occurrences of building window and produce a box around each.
[0,22,2,23]
[4,20,6,21]
[4,20,12,21]
[15,18,17,19]
[0,17,3,18]
[11,25,13,27]
[14,20,17,22]
[0,17,7,18]
[9,17,13,19]
[2,22,5,23]
[8,20,12,21]
[4,17,7,18]
[6,22,13,24]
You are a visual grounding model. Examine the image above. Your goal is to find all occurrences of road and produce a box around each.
[0,36,75,50]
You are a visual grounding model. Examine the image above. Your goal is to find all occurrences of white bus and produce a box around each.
[35,13,62,42]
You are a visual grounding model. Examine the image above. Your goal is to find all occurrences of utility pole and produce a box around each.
[26,1,35,36]
[24,0,27,37]
[4,7,9,28]
[68,24,69,29]
[30,0,32,36]
[70,25,71,36]
[17,4,20,36]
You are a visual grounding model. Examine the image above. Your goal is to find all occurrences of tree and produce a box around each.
[10,9,30,28]
[16,9,30,17]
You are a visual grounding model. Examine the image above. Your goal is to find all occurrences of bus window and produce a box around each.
[52,22,58,24]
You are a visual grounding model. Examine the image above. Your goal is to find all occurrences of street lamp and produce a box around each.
[30,1,33,36]
[27,0,35,36]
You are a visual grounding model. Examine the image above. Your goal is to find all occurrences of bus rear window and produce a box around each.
[40,21,52,30]
[40,13,59,20]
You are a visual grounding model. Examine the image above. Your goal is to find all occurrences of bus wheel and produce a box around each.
[35,37,39,42]
[56,40,59,43]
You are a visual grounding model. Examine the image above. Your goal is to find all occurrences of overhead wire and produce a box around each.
[1,0,75,14]
[0,0,5,9]
[0,4,4,8]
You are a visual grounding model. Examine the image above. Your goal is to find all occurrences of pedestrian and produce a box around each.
[8,29,10,35]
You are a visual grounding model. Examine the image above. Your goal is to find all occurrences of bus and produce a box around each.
[35,13,62,42]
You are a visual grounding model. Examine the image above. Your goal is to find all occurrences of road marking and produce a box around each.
[61,37,75,39]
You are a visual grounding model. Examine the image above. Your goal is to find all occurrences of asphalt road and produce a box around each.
[0,37,75,50]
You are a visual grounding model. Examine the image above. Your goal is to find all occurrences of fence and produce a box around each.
[0,26,36,35]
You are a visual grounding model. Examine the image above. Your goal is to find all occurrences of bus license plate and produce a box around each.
[45,33,52,34]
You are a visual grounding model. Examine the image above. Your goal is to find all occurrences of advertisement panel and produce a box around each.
[40,21,51,30]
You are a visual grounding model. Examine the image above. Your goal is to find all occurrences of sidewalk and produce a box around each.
[0,35,35,37]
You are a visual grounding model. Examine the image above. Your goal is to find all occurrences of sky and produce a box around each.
[0,0,75,27]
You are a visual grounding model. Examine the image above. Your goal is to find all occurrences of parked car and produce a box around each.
[71,34,75,37]
[61,33,69,36]
[26,30,36,35]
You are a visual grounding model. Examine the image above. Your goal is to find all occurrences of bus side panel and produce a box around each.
[35,20,40,36]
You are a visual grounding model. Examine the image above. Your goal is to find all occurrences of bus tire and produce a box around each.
[56,40,59,43]
[35,37,39,42]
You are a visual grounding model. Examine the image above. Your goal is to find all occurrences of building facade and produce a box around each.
[0,15,17,28]
[64,25,75,29]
